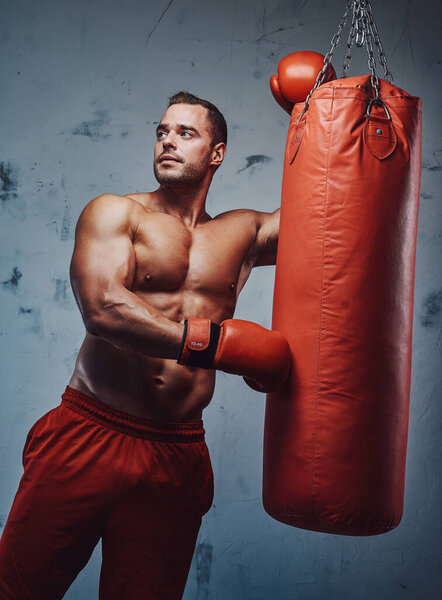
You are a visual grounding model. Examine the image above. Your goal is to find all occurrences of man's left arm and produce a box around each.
[250,208,280,267]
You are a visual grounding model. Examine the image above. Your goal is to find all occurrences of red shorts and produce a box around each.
[0,386,214,599]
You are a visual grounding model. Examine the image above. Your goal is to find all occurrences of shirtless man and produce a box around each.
[0,91,290,599]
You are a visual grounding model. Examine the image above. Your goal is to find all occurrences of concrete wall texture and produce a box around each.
[1,0,441,598]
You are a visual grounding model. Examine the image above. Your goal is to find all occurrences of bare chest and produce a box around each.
[130,211,254,301]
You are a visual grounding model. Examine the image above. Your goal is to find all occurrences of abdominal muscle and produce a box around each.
[68,331,217,423]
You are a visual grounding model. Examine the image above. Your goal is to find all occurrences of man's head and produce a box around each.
[154,91,227,187]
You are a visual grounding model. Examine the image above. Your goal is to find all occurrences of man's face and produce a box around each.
[153,103,216,186]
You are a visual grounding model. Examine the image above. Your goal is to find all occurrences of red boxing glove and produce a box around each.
[270,50,337,114]
[177,318,291,393]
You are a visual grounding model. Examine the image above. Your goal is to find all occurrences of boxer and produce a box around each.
[0,91,288,599]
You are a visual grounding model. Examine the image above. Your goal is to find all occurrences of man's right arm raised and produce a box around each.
[69,194,184,359]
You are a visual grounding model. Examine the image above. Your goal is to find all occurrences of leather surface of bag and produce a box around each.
[263,75,422,535]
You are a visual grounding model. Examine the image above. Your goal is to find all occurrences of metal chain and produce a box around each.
[342,1,358,77]
[359,1,380,99]
[297,0,393,123]
[301,0,353,112]
[366,0,393,82]
[354,2,366,47]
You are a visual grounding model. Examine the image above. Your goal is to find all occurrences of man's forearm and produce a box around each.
[85,287,184,360]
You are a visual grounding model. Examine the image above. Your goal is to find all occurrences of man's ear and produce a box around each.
[210,142,226,168]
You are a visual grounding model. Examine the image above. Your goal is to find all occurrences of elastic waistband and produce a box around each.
[61,386,205,443]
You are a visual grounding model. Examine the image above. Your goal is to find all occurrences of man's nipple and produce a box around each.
[145,273,153,281]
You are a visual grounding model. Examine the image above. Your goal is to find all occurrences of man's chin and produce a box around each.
[154,164,179,184]
[155,173,188,186]
[154,167,204,187]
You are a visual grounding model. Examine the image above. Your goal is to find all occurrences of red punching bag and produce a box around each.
[263,1,422,535]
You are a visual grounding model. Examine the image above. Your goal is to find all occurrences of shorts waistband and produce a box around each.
[61,386,205,443]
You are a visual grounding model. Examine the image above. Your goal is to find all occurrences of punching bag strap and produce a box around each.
[364,98,397,160]
[289,119,306,164]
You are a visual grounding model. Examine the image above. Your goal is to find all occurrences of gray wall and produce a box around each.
[1,0,441,598]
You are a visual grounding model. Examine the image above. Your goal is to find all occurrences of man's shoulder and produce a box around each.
[213,207,271,230]
[84,193,132,208]
[83,193,148,215]
[77,194,146,235]
[214,207,260,222]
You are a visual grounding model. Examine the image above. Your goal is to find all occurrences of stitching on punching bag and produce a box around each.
[311,88,335,511]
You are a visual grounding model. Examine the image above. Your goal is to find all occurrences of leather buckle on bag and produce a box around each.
[289,119,306,164]
[364,99,397,160]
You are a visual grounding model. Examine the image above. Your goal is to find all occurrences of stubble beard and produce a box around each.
[153,151,213,187]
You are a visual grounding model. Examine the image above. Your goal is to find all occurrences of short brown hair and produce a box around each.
[168,91,227,147]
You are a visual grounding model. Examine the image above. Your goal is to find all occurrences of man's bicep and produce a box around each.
[70,195,137,325]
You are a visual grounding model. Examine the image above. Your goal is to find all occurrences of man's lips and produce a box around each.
[159,154,181,163]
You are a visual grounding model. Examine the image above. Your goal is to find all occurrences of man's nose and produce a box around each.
[162,132,177,149]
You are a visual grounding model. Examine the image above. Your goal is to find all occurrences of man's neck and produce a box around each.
[152,183,212,228]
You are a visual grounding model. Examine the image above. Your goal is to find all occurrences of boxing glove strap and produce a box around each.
[177,318,221,368]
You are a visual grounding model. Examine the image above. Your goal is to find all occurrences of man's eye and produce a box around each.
[181,131,192,137]
[157,132,166,139]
